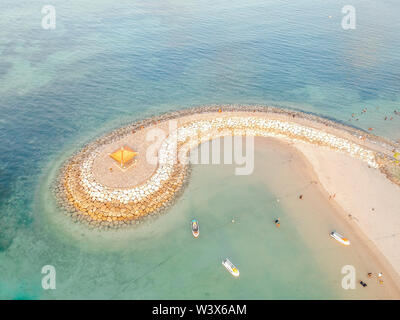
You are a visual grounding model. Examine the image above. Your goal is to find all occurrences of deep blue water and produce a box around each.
[0,0,400,299]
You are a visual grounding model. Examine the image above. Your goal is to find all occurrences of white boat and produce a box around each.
[330,231,350,246]
[222,258,240,277]
[191,219,199,238]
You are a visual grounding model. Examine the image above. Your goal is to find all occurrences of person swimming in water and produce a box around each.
[274,218,280,227]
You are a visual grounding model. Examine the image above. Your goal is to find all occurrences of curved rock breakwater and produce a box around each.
[54,105,400,229]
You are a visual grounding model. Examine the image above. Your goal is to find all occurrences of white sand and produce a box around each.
[294,142,400,285]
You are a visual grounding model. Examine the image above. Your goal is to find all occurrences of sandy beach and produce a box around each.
[293,142,400,291]
[55,105,400,296]
[246,137,400,299]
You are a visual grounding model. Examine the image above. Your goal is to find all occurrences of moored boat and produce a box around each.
[330,231,350,246]
[222,258,240,277]
[191,219,199,238]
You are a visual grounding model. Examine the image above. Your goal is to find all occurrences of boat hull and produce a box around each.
[191,220,199,238]
[330,232,350,246]
[222,259,240,277]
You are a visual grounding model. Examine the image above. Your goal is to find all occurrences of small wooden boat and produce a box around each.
[222,258,240,277]
[191,219,199,238]
[330,231,350,246]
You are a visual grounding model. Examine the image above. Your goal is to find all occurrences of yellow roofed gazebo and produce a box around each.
[109,146,138,168]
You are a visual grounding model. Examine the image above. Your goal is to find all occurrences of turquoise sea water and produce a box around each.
[1,0,400,299]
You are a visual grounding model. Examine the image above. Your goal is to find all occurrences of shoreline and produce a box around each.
[280,139,400,297]
[55,105,400,229]
[293,141,400,289]
[254,137,400,299]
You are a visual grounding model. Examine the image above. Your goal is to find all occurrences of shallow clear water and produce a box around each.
[0,0,400,299]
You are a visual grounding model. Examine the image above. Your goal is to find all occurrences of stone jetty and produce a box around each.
[54,105,400,228]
